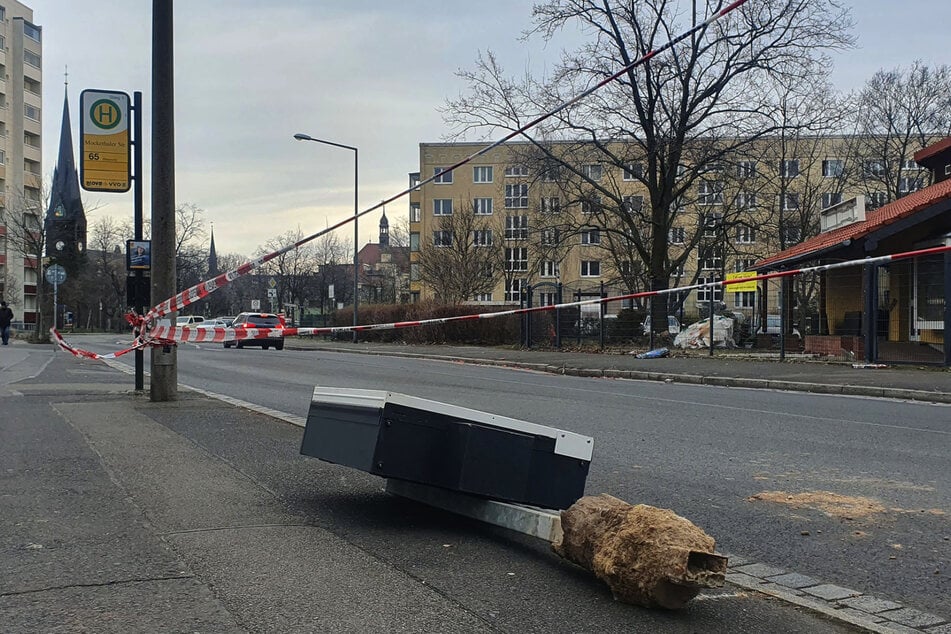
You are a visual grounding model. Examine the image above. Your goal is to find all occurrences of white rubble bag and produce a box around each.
[674,316,735,349]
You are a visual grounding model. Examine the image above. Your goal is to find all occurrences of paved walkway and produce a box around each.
[286,338,951,403]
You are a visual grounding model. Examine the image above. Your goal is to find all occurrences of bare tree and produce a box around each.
[84,216,129,330]
[443,0,853,333]
[2,187,48,340]
[416,204,498,304]
[849,61,951,205]
[256,229,320,312]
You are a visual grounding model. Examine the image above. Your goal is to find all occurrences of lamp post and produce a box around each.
[294,133,359,343]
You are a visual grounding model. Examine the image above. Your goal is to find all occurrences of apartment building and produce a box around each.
[408,138,929,319]
[0,1,42,327]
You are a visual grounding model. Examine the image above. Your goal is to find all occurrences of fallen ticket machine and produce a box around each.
[300,387,593,510]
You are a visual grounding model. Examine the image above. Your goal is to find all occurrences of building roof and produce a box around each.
[756,177,951,269]
[913,136,951,164]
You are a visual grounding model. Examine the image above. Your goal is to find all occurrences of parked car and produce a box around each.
[176,315,205,326]
[195,318,229,329]
[214,315,236,327]
[224,312,285,350]
[641,315,682,335]
[755,314,801,338]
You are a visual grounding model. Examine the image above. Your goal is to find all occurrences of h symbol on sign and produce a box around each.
[95,104,115,125]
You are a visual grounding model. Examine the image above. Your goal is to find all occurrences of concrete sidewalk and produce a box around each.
[285,338,951,404]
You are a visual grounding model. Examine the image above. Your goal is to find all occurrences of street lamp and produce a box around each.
[294,132,359,343]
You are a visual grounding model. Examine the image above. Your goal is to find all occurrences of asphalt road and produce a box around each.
[5,341,869,634]
[93,335,950,620]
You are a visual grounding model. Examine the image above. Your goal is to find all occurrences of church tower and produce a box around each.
[379,209,389,248]
[45,87,87,270]
[208,225,219,277]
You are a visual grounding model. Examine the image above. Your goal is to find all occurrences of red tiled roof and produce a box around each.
[756,177,951,269]
[914,136,951,164]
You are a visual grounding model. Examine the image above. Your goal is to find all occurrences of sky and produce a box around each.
[30,0,951,258]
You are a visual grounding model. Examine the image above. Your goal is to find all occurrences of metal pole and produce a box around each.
[133,91,145,391]
[53,281,58,331]
[150,0,177,402]
[353,148,359,344]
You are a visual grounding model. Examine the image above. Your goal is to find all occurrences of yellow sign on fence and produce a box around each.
[80,89,131,193]
[725,271,758,293]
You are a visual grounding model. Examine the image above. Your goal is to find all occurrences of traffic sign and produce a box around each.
[80,89,131,193]
[267,288,277,299]
[45,264,67,285]
[250,299,261,311]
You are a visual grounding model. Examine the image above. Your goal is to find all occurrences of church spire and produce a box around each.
[379,207,389,248]
[208,224,219,276]
[45,84,87,263]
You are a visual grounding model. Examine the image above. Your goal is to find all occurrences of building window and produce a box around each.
[582,164,602,181]
[433,199,453,215]
[702,212,723,238]
[822,159,843,177]
[735,258,756,272]
[736,161,757,178]
[782,226,801,244]
[736,192,757,209]
[505,215,528,240]
[541,197,560,214]
[539,292,557,306]
[24,104,40,122]
[473,166,493,183]
[410,263,420,281]
[781,193,800,211]
[581,194,601,214]
[697,274,722,302]
[24,50,41,68]
[473,197,493,215]
[863,160,886,177]
[821,192,843,209]
[471,292,493,302]
[699,245,723,271]
[734,291,755,309]
[669,227,685,244]
[623,163,643,180]
[433,167,453,184]
[0,7,5,21]
[540,162,562,182]
[433,230,453,247]
[698,181,723,206]
[901,158,919,171]
[505,165,529,178]
[540,260,560,278]
[409,203,421,223]
[898,177,923,195]
[580,228,600,245]
[505,247,528,271]
[24,22,41,42]
[780,160,800,178]
[622,195,643,213]
[580,260,601,277]
[0,150,5,165]
[504,278,524,302]
[867,192,888,209]
[410,232,420,252]
[409,173,421,190]
[540,227,560,246]
[504,183,529,208]
[472,229,493,247]
[735,225,755,244]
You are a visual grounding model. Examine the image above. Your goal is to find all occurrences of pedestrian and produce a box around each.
[0,301,13,345]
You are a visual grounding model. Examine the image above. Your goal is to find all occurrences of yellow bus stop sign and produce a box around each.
[80,89,131,193]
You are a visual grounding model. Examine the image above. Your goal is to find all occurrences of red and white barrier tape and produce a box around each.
[51,243,951,361]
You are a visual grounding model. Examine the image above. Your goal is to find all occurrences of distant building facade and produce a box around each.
[0,1,43,326]
[408,138,933,319]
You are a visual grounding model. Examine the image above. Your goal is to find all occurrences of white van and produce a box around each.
[176,315,205,326]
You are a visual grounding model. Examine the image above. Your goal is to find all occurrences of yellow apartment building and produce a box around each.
[407,138,930,322]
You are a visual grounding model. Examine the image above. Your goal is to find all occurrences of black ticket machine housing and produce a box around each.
[301,387,593,510]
